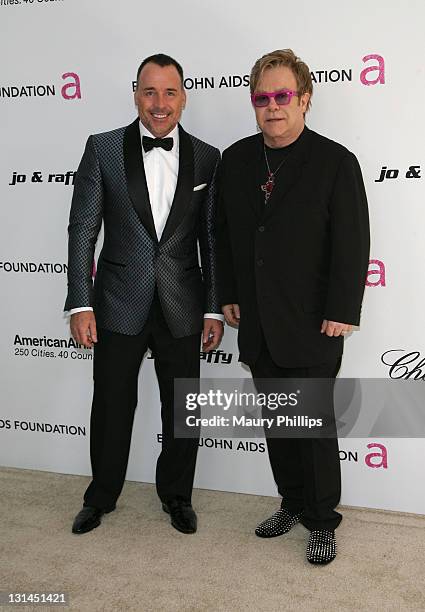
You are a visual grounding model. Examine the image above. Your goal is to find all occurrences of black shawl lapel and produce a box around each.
[123,118,158,242]
[159,124,194,245]
[262,127,312,219]
[242,133,265,220]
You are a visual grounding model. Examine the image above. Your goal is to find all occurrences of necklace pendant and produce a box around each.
[261,172,275,203]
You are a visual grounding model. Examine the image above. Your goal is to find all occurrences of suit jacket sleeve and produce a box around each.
[64,136,104,311]
[325,151,370,325]
[198,150,222,314]
[216,153,239,306]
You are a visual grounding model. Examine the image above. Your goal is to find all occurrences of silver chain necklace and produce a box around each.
[260,144,289,204]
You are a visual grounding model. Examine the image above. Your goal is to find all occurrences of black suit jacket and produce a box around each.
[217,127,370,367]
[65,119,221,338]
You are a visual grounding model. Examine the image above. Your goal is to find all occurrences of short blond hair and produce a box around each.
[250,49,313,113]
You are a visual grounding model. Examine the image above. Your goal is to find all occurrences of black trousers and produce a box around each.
[83,294,201,510]
[249,335,342,531]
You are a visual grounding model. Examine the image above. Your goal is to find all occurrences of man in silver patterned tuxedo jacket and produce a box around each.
[65,54,223,535]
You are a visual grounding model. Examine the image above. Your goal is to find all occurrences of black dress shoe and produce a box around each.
[162,499,197,534]
[71,505,114,534]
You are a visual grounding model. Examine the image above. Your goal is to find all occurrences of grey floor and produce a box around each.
[1,466,424,612]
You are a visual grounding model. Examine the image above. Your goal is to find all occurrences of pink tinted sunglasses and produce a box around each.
[251,89,299,108]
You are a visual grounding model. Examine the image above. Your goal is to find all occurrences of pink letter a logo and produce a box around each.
[61,72,82,100]
[365,443,388,468]
[366,259,386,287]
[360,54,385,86]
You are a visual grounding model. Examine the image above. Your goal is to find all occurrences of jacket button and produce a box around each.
[258,226,265,232]
[257,258,264,266]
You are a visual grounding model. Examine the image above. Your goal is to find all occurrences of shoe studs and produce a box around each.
[255,508,302,538]
[306,529,337,565]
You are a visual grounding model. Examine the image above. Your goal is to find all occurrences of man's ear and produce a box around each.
[300,92,310,113]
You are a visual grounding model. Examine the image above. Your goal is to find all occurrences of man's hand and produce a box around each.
[222,304,240,327]
[321,320,352,337]
[202,318,224,352]
[70,311,98,348]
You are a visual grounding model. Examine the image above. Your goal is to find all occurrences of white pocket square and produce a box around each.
[193,183,207,191]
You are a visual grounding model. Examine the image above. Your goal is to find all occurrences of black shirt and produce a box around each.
[263,127,305,175]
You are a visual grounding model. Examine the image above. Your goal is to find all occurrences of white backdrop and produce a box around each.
[1,0,424,515]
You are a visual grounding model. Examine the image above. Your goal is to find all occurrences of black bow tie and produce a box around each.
[142,136,173,152]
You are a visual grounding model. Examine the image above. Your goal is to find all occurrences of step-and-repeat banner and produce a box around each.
[1,0,423,514]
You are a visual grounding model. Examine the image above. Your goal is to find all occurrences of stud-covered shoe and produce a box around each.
[255,507,302,538]
[306,529,337,564]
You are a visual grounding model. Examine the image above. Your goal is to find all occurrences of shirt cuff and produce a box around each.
[204,313,224,322]
[68,307,94,315]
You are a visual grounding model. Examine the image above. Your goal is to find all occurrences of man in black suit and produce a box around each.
[218,49,369,564]
[66,54,223,535]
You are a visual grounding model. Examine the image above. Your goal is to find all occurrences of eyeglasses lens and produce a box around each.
[255,94,270,107]
[274,92,290,105]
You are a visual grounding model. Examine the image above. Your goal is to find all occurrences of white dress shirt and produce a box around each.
[140,122,179,240]
[70,122,223,322]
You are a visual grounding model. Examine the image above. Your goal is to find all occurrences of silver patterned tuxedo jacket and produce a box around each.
[65,119,221,338]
